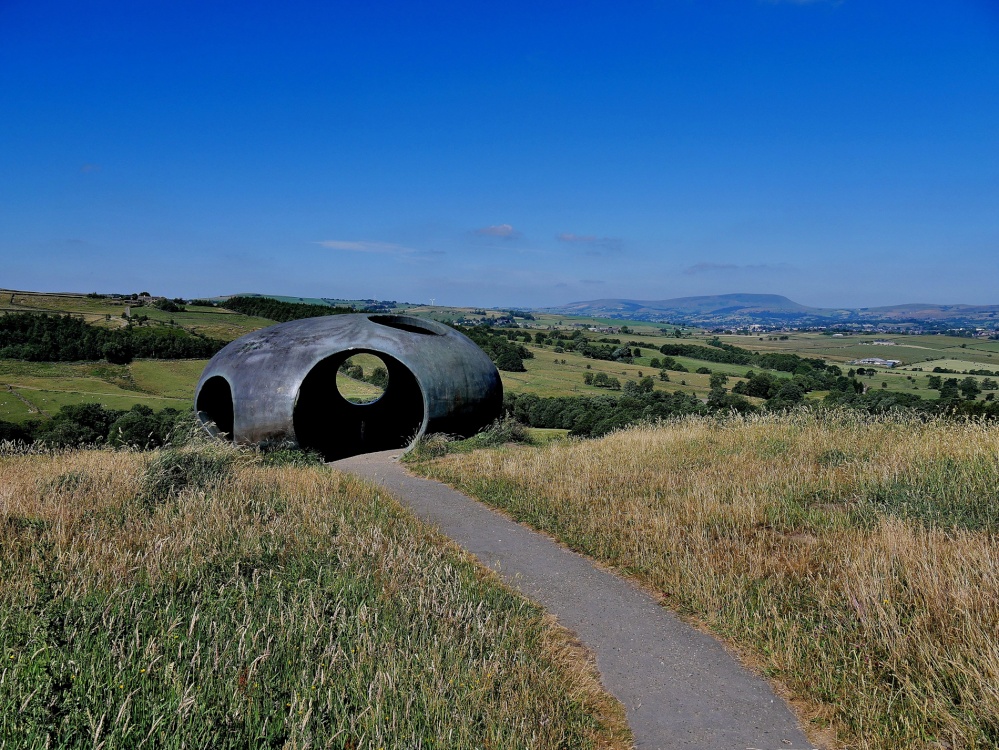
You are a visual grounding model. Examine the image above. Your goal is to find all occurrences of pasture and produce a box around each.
[5,291,998,418]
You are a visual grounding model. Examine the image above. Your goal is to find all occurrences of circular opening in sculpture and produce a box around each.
[293,349,425,461]
[196,376,234,440]
[336,353,388,404]
[367,314,445,336]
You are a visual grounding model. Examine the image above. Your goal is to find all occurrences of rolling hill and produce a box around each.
[546,294,999,328]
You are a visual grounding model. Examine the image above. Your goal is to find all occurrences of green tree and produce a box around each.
[959,377,982,400]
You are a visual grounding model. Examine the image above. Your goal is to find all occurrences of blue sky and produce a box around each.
[2,0,998,308]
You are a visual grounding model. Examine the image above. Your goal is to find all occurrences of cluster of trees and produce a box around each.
[504,389,707,437]
[457,325,534,371]
[925,375,997,401]
[822,387,999,417]
[532,330,644,363]
[0,313,226,363]
[339,360,389,388]
[658,340,830,375]
[152,298,186,313]
[0,403,183,449]
[583,372,622,389]
[223,296,361,322]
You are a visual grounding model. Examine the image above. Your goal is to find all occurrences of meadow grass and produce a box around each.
[0,361,202,421]
[130,360,210,399]
[13,386,187,417]
[0,445,629,749]
[412,412,999,749]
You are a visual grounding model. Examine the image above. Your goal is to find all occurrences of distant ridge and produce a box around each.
[544,293,999,328]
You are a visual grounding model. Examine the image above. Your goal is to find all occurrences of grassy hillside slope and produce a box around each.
[0,444,628,749]
[412,413,999,749]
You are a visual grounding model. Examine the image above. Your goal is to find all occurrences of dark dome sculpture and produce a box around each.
[194,313,502,460]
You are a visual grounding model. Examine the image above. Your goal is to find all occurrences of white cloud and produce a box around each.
[475,224,519,238]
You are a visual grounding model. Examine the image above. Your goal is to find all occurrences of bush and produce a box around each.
[108,405,182,449]
[473,416,531,447]
[405,432,455,461]
[140,444,240,507]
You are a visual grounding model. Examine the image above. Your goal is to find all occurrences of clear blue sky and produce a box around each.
[2,0,998,308]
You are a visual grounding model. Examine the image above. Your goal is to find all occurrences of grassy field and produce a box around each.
[6,291,999,417]
[713,332,999,368]
[0,290,273,340]
[412,413,999,749]
[135,305,273,340]
[0,360,199,420]
[0,444,629,749]
[501,342,757,400]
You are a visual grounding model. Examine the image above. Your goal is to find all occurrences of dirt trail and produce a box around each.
[332,450,815,750]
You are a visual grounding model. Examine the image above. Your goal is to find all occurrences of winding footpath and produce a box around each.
[332,450,815,750]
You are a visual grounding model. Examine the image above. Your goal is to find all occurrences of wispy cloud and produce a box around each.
[315,240,415,254]
[683,262,793,275]
[556,232,622,254]
[474,223,520,239]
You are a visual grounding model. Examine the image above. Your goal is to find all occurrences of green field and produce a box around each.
[134,305,273,340]
[1,290,274,340]
[0,360,198,420]
[712,332,999,367]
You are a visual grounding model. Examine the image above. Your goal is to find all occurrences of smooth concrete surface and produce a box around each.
[332,450,816,750]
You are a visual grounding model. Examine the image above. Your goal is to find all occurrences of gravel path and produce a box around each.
[332,449,815,750]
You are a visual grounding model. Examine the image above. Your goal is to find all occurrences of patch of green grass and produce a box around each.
[130,359,208,399]
[136,307,273,340]
[14,387,186,418]
[0,390,35,421]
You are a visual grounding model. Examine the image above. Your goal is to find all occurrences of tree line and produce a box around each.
[456,325,533,372]
[223,296,362,322]
[0,313,226,363]
[0,403,183,449]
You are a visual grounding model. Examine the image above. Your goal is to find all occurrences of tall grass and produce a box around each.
[413,411,999,749]
[0,444,629,749]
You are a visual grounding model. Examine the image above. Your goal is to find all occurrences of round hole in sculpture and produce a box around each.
[195,376,234,440]
[336,353,389,404]
[293,350,425,461]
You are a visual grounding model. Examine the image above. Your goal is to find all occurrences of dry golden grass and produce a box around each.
[0,445,630,749]
[414,411,999,749]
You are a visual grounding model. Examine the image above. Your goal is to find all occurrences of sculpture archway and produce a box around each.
[194,313,502,460]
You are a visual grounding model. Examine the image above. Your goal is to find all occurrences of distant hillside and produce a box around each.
[546,294,999,329]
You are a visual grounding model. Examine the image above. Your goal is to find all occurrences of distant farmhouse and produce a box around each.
[852,357,902,368]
